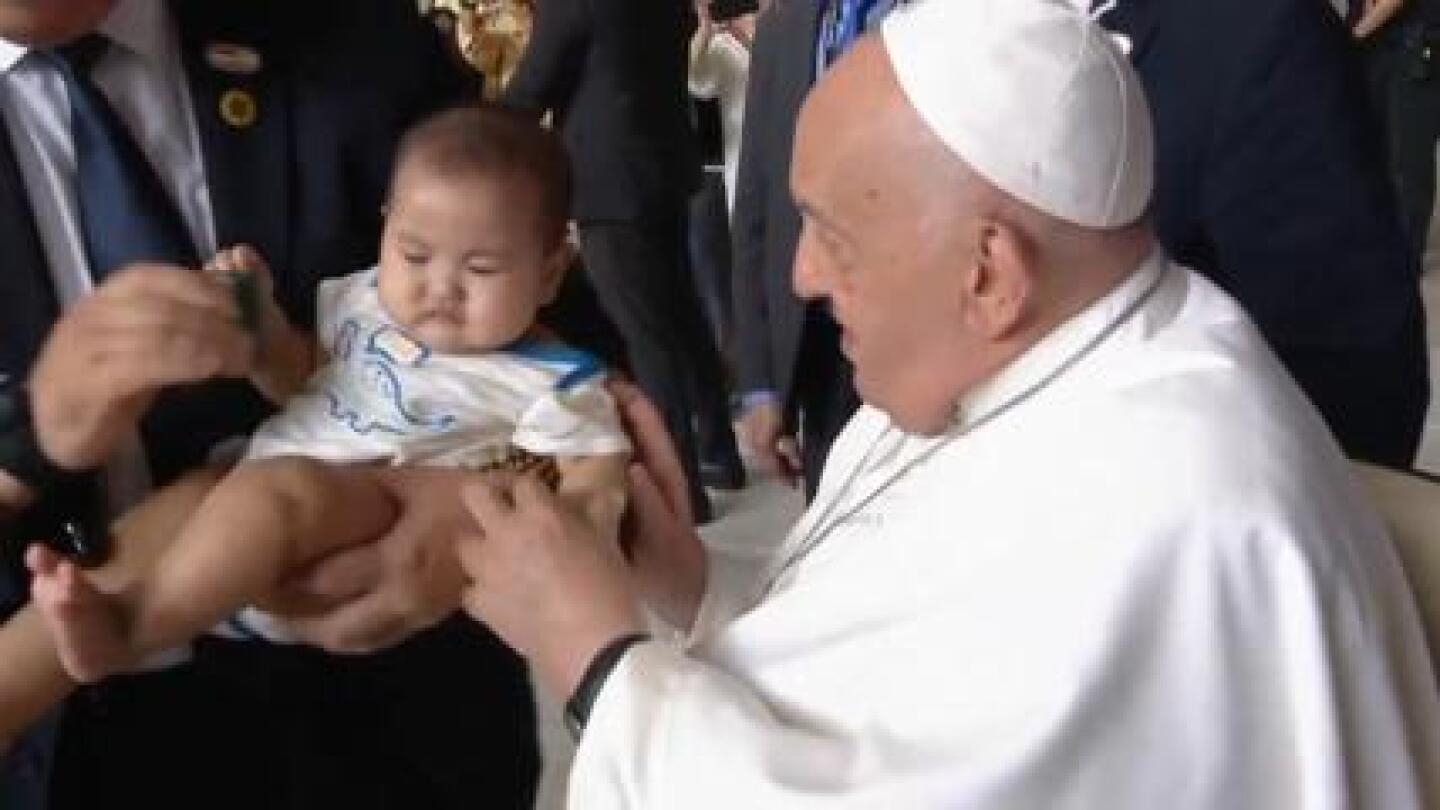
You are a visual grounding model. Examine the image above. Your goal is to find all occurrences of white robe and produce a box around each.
[568,253,1440,808]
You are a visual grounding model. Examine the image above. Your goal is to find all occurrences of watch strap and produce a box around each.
[564,632,650,739]
[0,385,75,493]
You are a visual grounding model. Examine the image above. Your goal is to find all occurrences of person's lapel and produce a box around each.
[0,107,61,382]
[791,0,825,84]
[1094,0,1163,63]
[168,0,292,272]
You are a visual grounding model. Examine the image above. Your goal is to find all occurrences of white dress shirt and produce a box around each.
[688,30,749,215]
[0,0,216,510]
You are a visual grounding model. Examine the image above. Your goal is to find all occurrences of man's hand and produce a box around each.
[1354,0,1408,37]
[458,476,645,700]
[727,11,758,47]
[28,263,254,470]
[738,400,801,486]
[609,380,707,630]
[269,467,476,654]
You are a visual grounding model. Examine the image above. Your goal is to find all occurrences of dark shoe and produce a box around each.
[691,487,715,525]
[700,459,746,491]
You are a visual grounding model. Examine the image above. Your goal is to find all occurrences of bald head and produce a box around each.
[792,37,983,271]
[795,31,1150,275]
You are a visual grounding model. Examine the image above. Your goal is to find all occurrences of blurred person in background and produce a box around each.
[502,0,745,520]
[1353,0,1440,265]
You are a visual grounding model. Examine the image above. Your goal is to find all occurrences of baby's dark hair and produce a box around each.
[391,105,572,248]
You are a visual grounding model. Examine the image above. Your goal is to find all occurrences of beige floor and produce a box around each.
[1412,175,1440,473]
[1418,264,1440,474]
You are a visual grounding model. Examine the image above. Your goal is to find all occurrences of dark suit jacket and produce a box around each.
[730,0,818,403]
[1,0,467,490]
[500,0,699,222]
[0,4,544,808]
[1101,0,1429,462]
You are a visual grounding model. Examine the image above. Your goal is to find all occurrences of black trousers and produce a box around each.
[1365,15,1440,262]
[27,617,537,810]
[687,170,736,358]
[1279,298,1431,468]
[580,216,738,515]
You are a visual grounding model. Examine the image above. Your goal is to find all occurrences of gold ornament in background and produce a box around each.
[457,0,533,99]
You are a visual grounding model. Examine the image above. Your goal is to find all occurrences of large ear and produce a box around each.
[966,217,1035,341]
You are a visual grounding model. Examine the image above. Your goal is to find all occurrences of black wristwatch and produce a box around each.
[564,632,650,739]
[0,384,74,493]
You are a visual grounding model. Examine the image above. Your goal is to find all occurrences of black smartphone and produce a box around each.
[709,0,759,23]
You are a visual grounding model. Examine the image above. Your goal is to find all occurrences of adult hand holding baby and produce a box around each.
[454,380,704,700]
[268,465,482,654]
[271,381,707,662]
[457,474,645,699]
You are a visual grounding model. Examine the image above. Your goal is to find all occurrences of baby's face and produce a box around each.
[377,170,564,354]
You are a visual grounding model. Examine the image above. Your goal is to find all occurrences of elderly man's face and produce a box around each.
[790,39,982,435]
[0,0,116,47]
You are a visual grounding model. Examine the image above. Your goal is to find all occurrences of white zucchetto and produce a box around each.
[881,0,1153,228]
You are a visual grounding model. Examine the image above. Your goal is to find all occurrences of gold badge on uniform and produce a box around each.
[219,89,258,129]
[204,43,263,75]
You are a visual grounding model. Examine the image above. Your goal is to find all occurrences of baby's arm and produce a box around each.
[205,245,319,403]
[554,453,630,547]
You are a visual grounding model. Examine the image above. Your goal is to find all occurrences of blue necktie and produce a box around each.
[45,35,197,280]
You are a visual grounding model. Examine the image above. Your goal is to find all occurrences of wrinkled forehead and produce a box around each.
[792,40,900,191]
[792,37,973,222]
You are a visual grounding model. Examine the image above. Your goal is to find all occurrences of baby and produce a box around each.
[24,105,631,683]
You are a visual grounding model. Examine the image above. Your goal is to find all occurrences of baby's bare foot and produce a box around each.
[26,545,131,684]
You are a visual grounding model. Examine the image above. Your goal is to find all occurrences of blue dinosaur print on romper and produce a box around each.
[324,319,459,436]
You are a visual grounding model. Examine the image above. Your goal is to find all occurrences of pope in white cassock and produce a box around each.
[455,0,1440,806]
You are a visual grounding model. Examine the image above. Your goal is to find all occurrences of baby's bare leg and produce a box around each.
[32,458,398,683]
[27,546,129,686]
[0,466,224,750]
